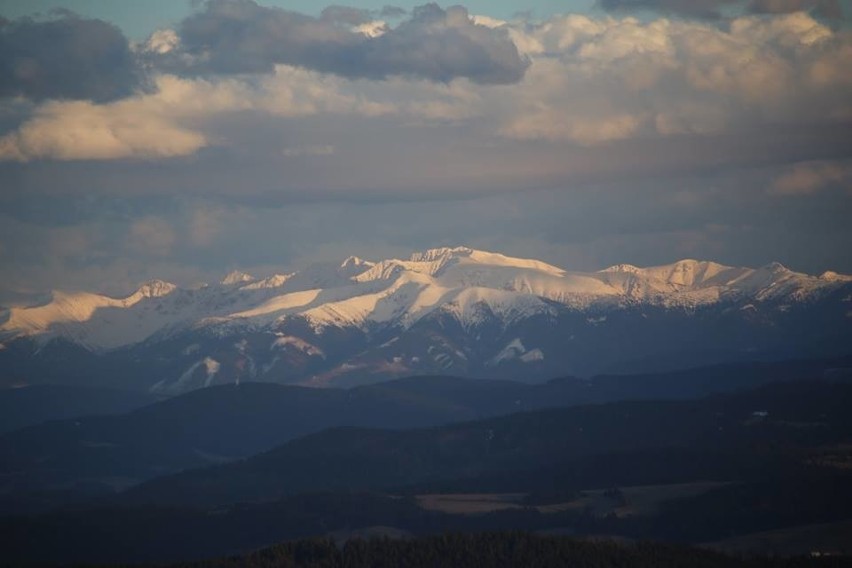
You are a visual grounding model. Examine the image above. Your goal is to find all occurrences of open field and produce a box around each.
[705,519,852,557]
[418,481,731,518]
[416,493,526,515]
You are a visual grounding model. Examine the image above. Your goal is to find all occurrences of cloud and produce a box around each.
[748,0,843,18]
[3,7,852,303]
[0,65,468,161]
[142,28,180,55]
[770,160,852,195]
[128,217,176,257]
[0,90,207,162]
[2,10,851,166]
[380,6,408,18]
[0,12,142,102]
[152,0,529,85]
[600,0,844,18]
[3,155,851,304]
[189,207,225,247]
[282,145,335,157]
[0,73,244,161]
[599,0,739,19]
[496,13,850,143]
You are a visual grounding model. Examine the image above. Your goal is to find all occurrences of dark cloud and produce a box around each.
[0,12,141,102]
[748,0,843,18]
[600,0,844,18]
[598,0,738,19]
[379,6,408,18]
[158,0,528,84]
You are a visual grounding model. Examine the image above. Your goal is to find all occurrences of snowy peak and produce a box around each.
[350,247,567,287]
[640,259,738,288]
[3,247,850,395]
[220,271,255,286]
[3,291,122,336]
[339,256,375,279]
[467,250,565,276]
[600,263,642,274]
[1,247,850,352]
[241,274,292,290]
[406,246,565,276]
[353,261,409,282]
[592,258,844,304]
[409,246,473,263]
[340,256,373,270]
[133,280,177,299]
[601,260,755,291]
[820,271,852,282]
[761,261,790,274]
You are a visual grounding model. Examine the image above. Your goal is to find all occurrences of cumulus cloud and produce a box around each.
[0,12,142,102]
[0,68,380,161]
[496,13,851,143]
[143,28,180,55]
[0,86,207,162]
[0,64,475,161]
[152,0,529,85]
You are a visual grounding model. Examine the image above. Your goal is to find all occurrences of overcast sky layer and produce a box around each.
[0,0,851,302]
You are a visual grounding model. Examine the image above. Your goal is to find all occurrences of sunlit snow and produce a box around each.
[2,247,848,352]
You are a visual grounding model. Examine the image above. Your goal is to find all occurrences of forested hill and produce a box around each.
[167,532,849,568]
[121,379,852,508]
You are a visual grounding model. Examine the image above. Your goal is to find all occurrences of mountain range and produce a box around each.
[2,246,851,394]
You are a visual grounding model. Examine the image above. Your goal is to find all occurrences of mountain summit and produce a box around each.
[1,247,850,393]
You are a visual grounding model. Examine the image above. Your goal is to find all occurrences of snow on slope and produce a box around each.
[489,338,546,366]
[1,247,848,351]
[220,271,255,285]
[0,280,178,349]
[151,356,220,393]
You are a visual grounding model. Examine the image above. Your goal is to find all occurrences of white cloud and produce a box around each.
[352,20,389,38]
[471,15,508,29]
[143,29,180,55]
[0,99,206,162]
[0,69,389,162]
[487,13,851,143]
[0,76,223,162]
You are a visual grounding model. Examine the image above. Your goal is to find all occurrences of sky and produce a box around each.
[0,0,851,302]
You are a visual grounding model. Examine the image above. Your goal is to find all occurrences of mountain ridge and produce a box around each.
[1,246,850,393]
[2,247,848,351]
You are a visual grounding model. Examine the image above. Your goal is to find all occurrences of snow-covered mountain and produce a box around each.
[1,247,850,394]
